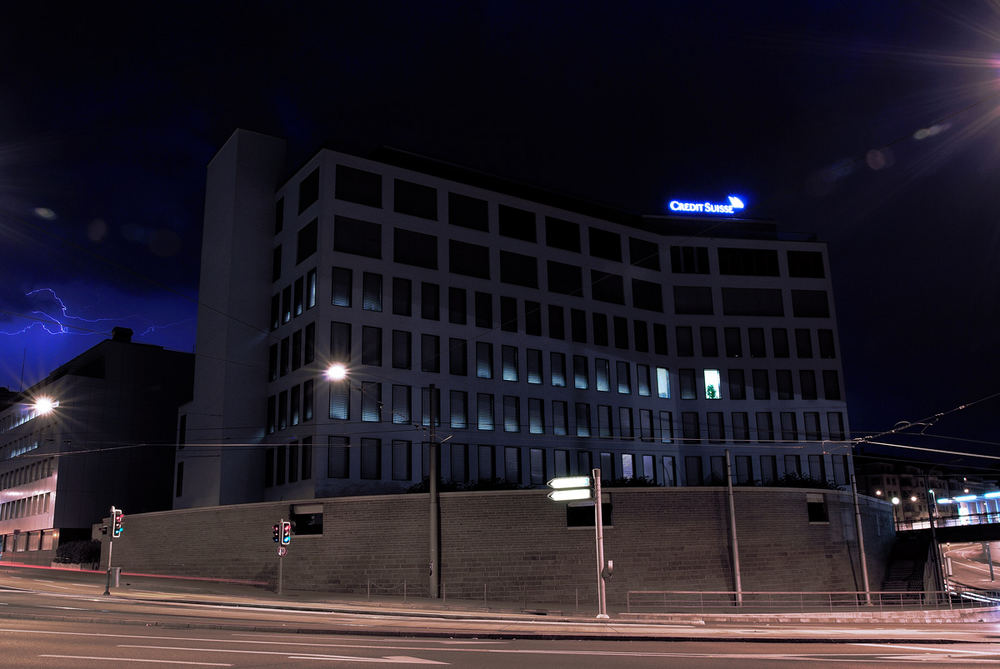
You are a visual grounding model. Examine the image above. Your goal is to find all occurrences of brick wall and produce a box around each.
[102,487,894,607]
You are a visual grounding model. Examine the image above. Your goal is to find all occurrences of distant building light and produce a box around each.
[984,492,1000,499]
[954,495,977,502]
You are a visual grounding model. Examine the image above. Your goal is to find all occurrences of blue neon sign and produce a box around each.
[668,195,746,216]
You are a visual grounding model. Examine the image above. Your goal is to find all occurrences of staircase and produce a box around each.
[882,532,930,592]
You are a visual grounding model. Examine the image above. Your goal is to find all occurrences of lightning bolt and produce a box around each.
[1,288,128,336]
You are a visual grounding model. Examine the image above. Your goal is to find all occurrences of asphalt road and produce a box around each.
[3,619,1000,668]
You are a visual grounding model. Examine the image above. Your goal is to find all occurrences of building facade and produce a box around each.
[0,328,193,562]
[175,129,851,508]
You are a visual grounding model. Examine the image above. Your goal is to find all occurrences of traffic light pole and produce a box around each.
[103,505,116,596]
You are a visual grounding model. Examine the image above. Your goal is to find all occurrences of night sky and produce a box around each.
[2,3,998,459]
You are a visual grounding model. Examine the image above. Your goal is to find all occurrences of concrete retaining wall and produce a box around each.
[101,486,893,607]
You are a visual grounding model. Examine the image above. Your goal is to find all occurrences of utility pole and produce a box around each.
[724,450,742,606]
[428,383,440,599]
[850,473,872,604]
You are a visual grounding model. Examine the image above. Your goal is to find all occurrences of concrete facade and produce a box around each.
[176,129,853,509]
[105,487,893,608]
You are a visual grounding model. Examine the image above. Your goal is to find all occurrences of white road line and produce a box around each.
[40,656,231,666]
[854,643,1000,656]
[120,645,446,664]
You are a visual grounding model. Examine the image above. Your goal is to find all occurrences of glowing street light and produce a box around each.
[325,363,347,381]
[33,396,57,415]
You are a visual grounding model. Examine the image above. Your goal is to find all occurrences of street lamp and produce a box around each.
[325,363,347,381]
[32,396,58,416]
[891,496,900,529]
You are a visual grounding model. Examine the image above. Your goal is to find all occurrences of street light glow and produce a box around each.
[325,363,347,381]
[891,496,900,505]
[33,396,57,415]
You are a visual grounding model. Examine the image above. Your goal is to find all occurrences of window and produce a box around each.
[772,328,790,358]
[449,192,488,231]
[280,337,289,376]
[450,390,467,429]
[332,267,352,307]
[449,338,467,376]
[679,369,696,399]
[268,344,278,381]
[449,287,467,324]
[735,456,752,485]
[807,492,829,522]
[500,345,518,382]
[282,286,292,323]
[619,407,634,439]
[392,385,411,425]
[362,326,382,366]
[275,197,284,234]
[822,370,841,400]
[276,444,287,484]
[525,300,542,335]
[289,441,299,483]
[588,228,622,262]
[707,412,725,443]
[523,449,545,486]
[791,290,830,318]
[616,361,631,394]
[476,342,493,379]
[776,370,794,400]
[752,369,770,400]
[613,316,629,349]
[392,441,412,481]
[361,382,382,422]
[334,215,382,259]
[545,216,580,251]
[631,279,663,312]
[681,412,700,443]
[732,412,749,442]
[570,308,587,343]
[421,282,440,320]
[299,167,320,212]
[800,370,817,400]
[394,179,437,220]
[577,450,593,476]
[552,401,568,435]
[421,334,440,373]
[527,349,542,384]
[637,364,651,397]
[728,369,745,400]
[528,398,544,434]
[297,219,318,264]
[804,412,821,440]
[293,278,304,317]
[633,321,649,352]
[500,251,538,288]
[673,286,713,314]
[501,296,518,332]
[700,327,718,357]
[676,326,694,356]
[598,405,613,438]
[362,272,382,311]
[270,294,280,330]
[392,330,411,369]
[592,314,609,346]
[361,438,382,479]
[756,412,775,442]
[670,246,710,274]
[304,322,315,364]
[629,236,660,270]
[639,409,654,442]
[784,454,801,476]
[290,385,300,425]
[780,411,798,441]
[828,412,846,441]
[264,448,274,487]
[575,403,592,437]
[656,367,670,398]
[718,247,779,276]
[550,352,566,387]
[548,261,583,296]
[795,328,813,358]
[336,165,381,207]
[449,240,490,279]
[306,269,317,309]
[553,449,569,478]
[303,380,314,421]
[475,292,492,328]
[548,305,565,339]
[661,456,676,486]
[721,287,784,316]
[450,444,469,483]
[685,456,704,485]
[572,355,588,389]
[503,396,521,432]
[498,204,536,241]
[329,379,350,420]
[704,369,722,399]
[330,321,351,362]
[760,455,777,484]
[272,246,282,282]
[504,447,522,483]
[653,323,668,355]
[392,277,412,316]
[477,393,495,431]
[818,329,836,359]
[787,250,825,278]
[477,445,495,480]
[422,386,441,426]
[592,270,625,304]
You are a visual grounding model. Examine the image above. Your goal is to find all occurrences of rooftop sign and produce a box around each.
[668,195,746,216]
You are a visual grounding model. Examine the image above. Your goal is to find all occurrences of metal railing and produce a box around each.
[625,588,1000,614]
[897,511,1000,532]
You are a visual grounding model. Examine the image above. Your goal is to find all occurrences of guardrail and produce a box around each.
[897,511,1000,531]
[625,589,1000,614]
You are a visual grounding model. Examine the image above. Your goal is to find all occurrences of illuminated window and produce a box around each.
[503,396,520,432]
[393,385,411,425]
[528,398,544,434]
[575,403,592,438]
[573,355,588,389]
[552,401,568,436]
[449,390,467,429]
[526,349,542,384]
[550,352,566,387]
[704,369,722,399]
[656,367,670,399]
[331,267,352,307]
[502,346,519,382]
[616,361,631,394]
[476,342,493,379]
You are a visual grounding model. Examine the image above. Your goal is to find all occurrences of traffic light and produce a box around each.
[272,523,280,543]
[281,521,291,545]
[112,508,124,538]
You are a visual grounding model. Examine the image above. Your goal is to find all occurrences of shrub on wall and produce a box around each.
[54,540,101,565]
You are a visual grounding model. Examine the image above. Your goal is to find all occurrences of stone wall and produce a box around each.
[102,486,894,608]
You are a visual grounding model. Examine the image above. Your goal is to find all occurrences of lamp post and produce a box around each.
[891,496,900,530]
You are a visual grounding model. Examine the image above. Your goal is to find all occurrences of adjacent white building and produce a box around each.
[174,129,851,509]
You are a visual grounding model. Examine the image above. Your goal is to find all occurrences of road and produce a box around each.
[945,542,1000,590]
[3,619,1000,668]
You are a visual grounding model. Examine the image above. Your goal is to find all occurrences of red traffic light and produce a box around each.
[281,521,291,545]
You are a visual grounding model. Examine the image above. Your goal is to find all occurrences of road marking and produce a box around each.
[120,645,446,664]
[855,643,1000,656]
[40,656,231,666]
[38,605,88,610]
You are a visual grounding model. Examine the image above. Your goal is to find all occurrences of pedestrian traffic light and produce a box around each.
[112,508,124,538]
[272,523,280,543]
[281,521,291,545]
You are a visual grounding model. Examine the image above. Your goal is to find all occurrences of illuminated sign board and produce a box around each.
[668,195,746,216]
